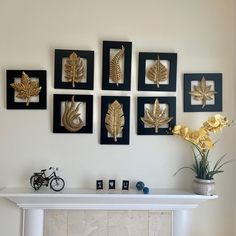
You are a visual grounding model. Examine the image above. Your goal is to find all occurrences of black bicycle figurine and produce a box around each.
[30,167,65,192]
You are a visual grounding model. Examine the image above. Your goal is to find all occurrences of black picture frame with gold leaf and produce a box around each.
[7,70,47,109]
[137,96,176,135]
[100,96,130,145]
[54,49,94,90]
[102,41,132,91]
[184,73,222,112]
[138,52,177,91]
[53,94,93,133]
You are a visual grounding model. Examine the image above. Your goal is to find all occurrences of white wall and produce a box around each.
[0,0,235,235]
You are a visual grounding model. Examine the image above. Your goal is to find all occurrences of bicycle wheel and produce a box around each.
[31,175,43,190]
[50,177,65,192]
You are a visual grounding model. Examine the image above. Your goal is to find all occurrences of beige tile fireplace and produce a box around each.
[44,210,172,236]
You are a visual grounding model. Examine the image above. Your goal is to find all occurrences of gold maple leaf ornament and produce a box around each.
[189,76,217,108]
[105,100,125,142]
[64,52,85,88]
[141,99,173,133]
[10,72,42,106]
[147,56,168,87]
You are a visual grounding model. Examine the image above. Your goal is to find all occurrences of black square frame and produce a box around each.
[138,52,177,91]
[184,73,222,112]
[54,49,94,90]
[7,70,47,109]
[100,96,130,145]
[102,41,132,91]
[137,97,176,135]
[53,94,93,133]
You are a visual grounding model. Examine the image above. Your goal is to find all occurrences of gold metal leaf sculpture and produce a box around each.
[105,100,125,142]
[141,99,173,133]
[10,71,42,106]
[109,46,125,86]
[189,76,217,108]
[147,56,168,87]
[64,52,85,88]
[62,96,84,132]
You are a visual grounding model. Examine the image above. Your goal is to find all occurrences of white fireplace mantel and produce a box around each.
[0,187,218,236]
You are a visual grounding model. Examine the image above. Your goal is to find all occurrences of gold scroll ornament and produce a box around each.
[109,46,125,86]
[147,56,168,87]
[64,52,85,88]
[141,98,173,133]
[189,76,217,108]
[10,71,42,106]
[105,100,125,142]
[62,96,84,132]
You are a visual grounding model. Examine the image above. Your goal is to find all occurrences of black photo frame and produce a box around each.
[122,180,129,191]
[100,96,130,145]
[54,49,94,90]
[102,41,132,91]
[184,73,222,112]
[109,180,116,190]
[138,52,177,91]
[137,97,176,135]
[53,94,93,133]
[7,70,47,109]
[96,180,103,190]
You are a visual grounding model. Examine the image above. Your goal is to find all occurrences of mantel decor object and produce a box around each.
[7,70,47,109]
[30,167,65,192]
[172,114,233,195]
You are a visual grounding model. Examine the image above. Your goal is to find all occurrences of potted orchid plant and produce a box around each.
[172,114,233,195]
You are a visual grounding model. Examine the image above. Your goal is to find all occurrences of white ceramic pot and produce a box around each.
[193,177,215,196]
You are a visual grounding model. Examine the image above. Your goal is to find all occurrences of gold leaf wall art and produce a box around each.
[105,100,125,142]
[109,46,125,86]
[147,56,168,87]
[64,52,85,88]
[189,76,217,108]
[10,71,42,106]
[62,96,84,132]
[141,98,173,133]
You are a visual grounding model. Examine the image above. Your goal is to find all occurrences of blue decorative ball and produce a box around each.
[143,187,149,194]
[136,181,145,191]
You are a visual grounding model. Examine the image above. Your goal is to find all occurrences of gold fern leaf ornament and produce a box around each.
[64,52,85,88]
[62,96,84,132]
[109,46,125,86]
[141,99,173,133]
[189,76,217,108]
[10,71,42,106]
[105,100,125,142]
[147,56,168,87]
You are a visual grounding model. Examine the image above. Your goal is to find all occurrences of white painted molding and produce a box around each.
[0,187,217,210]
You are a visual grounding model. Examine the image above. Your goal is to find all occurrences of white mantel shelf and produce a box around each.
[0,187,218,236]
[0,187,218,210]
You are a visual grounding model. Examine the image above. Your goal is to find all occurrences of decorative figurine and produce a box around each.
[96,180,103,190]
[136,181,145,191]
[109,180,116,190]
[143,187,150,194]
[30,167,65,192]
[122,180,129,190]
